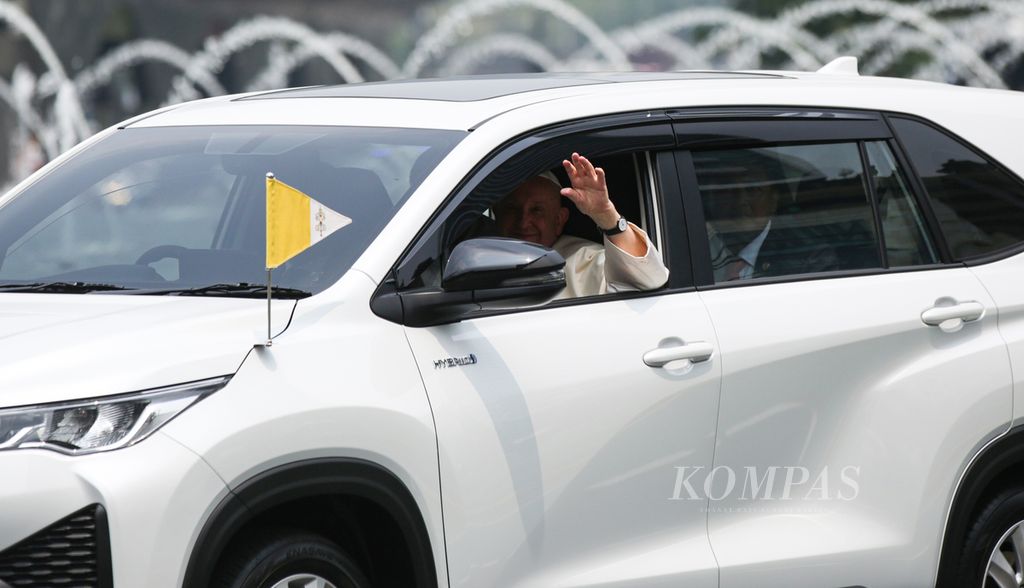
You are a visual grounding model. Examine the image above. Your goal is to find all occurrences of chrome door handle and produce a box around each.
[643,341,714,367]
[921,300,985,328]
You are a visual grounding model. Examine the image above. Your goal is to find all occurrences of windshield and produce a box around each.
[0,125,464,296]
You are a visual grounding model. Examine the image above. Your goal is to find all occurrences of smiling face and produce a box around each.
[494,177,570,248]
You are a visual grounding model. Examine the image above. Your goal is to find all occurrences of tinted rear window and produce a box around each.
[890,116,1024,259]
[694,142,881,282]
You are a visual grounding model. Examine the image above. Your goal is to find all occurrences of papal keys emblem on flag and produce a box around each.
[265,173,352,269]
[315,206,328,238]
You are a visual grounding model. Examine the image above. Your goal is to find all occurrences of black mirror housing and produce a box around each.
[442,237,566,292]
[377,238,567,327]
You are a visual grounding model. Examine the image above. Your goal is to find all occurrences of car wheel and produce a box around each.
[956,489,1024,587]
[214,529,370,588]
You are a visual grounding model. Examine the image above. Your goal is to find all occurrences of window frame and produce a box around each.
[856,141,889,268]
[372,112,694,326]
[671,107,962,289]
[860,138,942,269]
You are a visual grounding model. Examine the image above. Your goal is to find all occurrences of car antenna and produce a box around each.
[816,56,859,76]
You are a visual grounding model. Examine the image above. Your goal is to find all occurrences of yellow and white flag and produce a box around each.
[266,174,351,269]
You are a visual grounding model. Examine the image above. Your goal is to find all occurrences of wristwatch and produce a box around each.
[602,216,628,236]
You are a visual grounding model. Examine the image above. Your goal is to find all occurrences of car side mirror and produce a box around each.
[382,238,566,327]
[442,237,565,294]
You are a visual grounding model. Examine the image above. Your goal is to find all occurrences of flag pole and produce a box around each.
[266,268,273,346]
[265,172,274,347]
[262,171,350,348]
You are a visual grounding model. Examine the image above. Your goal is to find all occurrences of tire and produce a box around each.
[955,488,1024,587]
[214,528,371,588]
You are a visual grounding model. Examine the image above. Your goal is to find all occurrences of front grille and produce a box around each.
[0,504,112,587]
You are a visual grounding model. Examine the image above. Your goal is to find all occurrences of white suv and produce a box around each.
[0,65,1023,588]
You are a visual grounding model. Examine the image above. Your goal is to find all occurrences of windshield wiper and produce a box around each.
[0,281,134,293]
[133,282,312,299]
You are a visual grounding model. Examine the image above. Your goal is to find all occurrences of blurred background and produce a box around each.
[2,0,1023,190]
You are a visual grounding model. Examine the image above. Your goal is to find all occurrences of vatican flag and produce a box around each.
[265,173,351,269]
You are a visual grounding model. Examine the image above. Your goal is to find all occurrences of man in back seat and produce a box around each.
[493,152,669,299]
[708,165,839,282]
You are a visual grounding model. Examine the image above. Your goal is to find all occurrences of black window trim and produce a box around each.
[653,149,690,291]
[856,141,889,269]
[882,111,1024,266]
[371,110,696,327]
[669,106,892,151]
[673,150,714,287]
[861,138,944,268]
[881,115,955,264]
[667,106,883,122]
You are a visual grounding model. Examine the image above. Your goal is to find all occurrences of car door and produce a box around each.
[886,114,1024,428]
[381,120,722,587]
[671,110,1014,587]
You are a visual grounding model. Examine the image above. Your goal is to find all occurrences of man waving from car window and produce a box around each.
[494,152,669,299]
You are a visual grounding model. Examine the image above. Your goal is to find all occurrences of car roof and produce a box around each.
[127,70,1005,132]
[239,72,785,102]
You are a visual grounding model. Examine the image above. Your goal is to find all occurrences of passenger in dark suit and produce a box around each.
[706,164,840,282]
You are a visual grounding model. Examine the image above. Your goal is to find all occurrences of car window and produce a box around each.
[863,140,938,267]
[0,126,464,295]
[889,116,1024,259]
[693,142,881,283]
[399,150,663,298]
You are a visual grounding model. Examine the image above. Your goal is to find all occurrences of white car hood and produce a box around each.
[0,293,296,407]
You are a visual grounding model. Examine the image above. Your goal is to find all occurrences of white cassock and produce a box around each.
[551,222,669,299]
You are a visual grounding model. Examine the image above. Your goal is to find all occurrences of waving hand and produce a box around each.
[561,152,619,230]
[560,152,647,257]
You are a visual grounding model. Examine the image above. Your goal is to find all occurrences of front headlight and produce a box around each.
[0,376,230,455]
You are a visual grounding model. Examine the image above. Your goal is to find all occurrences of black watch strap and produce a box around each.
[602,216,628,236]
